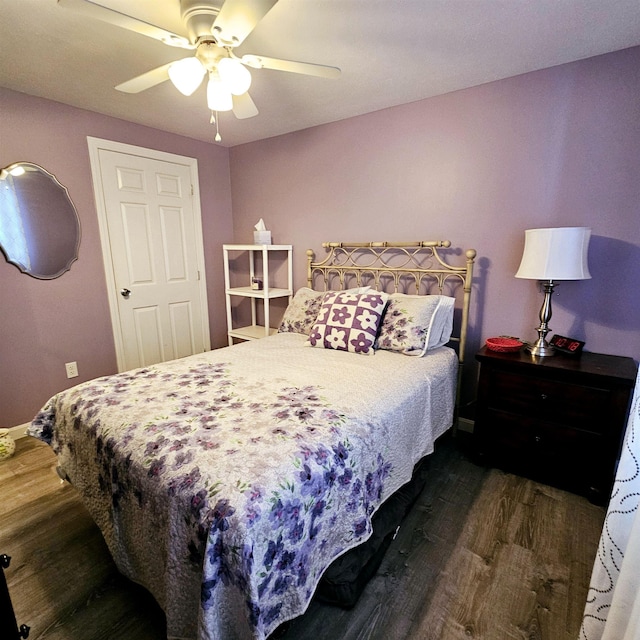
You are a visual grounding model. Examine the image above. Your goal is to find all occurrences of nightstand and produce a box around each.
[473,346,637,503]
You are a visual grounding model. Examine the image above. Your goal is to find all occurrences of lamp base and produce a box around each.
[526,280,557,357]
[526,340,556,357]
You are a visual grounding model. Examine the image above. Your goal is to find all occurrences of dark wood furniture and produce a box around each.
[474,346,637,503]
[1,554,30,639]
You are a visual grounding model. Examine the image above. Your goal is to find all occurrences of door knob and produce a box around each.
[120,288,131,298]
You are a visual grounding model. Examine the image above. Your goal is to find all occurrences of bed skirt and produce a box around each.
[315,455,431,608]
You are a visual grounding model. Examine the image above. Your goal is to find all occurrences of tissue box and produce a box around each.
[253,231,272,245]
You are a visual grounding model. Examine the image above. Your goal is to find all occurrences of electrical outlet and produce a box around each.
[65,361,79,378]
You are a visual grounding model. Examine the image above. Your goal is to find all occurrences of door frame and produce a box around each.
[87,136,210,372]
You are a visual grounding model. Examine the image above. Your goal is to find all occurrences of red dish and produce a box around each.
[485,337,524,352]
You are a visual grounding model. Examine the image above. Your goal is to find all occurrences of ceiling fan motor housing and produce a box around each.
[180,0,223,43]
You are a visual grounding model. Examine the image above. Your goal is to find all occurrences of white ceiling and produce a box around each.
[2,0,640,147]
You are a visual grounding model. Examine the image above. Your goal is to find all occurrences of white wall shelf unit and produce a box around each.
[223,244,293,345]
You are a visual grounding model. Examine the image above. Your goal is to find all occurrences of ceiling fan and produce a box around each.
[58,0,341,137]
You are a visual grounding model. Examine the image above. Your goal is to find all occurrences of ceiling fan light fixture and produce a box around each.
[207,71,233,112]
[168,57,206,96]
[217,57,252,95]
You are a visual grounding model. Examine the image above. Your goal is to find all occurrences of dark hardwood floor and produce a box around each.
[1,433,604,639]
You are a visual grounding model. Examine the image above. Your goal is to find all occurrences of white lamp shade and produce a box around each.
[218,58,252,96]
[207,72,233,112]
[168,57,206,96]
[515,227,591,280]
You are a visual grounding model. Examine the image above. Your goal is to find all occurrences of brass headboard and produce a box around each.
[306,241,476,414]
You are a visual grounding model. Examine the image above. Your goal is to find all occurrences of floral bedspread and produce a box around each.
[28,333,456,640]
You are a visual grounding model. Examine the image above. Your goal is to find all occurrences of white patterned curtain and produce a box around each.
[581,367,640,640]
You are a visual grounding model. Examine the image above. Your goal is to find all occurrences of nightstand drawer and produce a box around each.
[486,410,600,459]
[486,369,609,432]
[480,410,605,494]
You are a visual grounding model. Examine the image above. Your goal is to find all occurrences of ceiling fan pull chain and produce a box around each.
[211,110,222,142]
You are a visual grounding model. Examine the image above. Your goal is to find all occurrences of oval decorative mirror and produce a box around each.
[0,162,81,279]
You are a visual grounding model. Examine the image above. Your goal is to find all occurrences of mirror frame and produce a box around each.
[0,161,81,279]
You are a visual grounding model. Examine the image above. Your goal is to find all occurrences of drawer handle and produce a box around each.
[540,393,548,401]
[535,436,542,443]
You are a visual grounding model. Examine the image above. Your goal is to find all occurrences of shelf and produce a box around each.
[223,244,293,345]
[228,326,279,341]
[223,244,292,251]
[226,286,292,299]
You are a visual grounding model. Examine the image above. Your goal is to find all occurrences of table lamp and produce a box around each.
[515,227,591,356]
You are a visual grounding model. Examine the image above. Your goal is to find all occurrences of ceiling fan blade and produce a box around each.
[57,0,194,49]
[115,62,176,93]
[241,54,341,78]
[232,92,259,119]
[212,0,278,47]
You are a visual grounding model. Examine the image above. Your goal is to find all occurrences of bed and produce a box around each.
[28,241,476,640]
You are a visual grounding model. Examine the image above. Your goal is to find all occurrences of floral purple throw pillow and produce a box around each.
[308,290,389,355]
[376,294,455,355]
[278,287,325,335]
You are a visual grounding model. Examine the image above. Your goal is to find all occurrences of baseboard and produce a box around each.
[457,417,474,433]
[8,423,30,440]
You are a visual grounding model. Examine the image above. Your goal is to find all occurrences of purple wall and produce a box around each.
[229,47,640,407]
[0,88,233,427]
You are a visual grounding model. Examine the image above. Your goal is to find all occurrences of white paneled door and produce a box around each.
[88,138,210,371]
